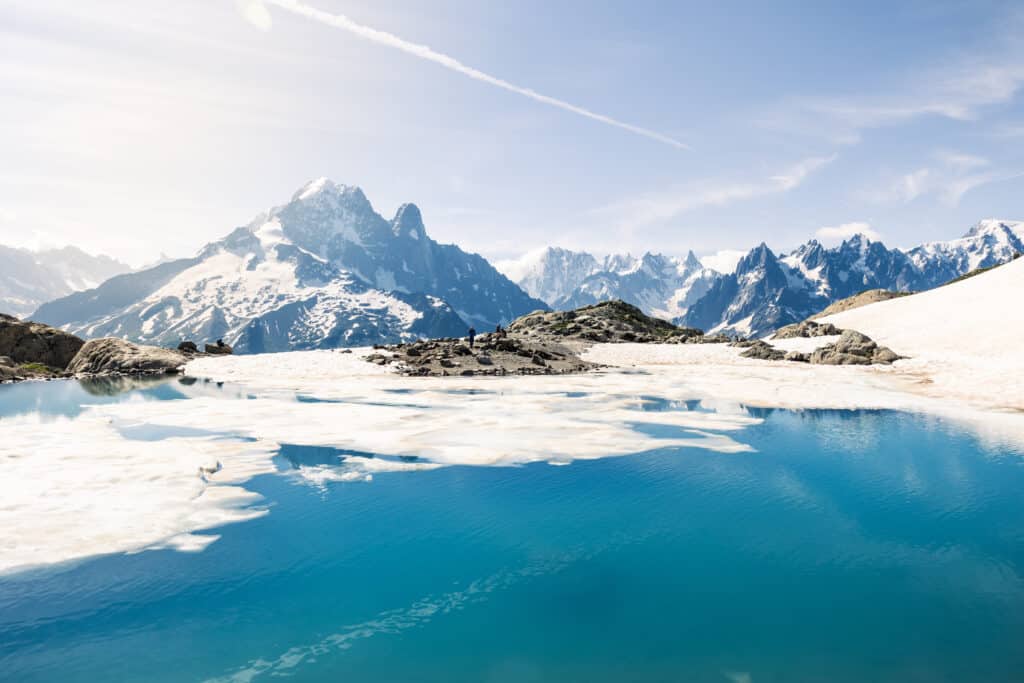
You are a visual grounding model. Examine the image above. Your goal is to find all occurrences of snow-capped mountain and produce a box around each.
[33,179,545,351]
[269,178,545,330]
[682,219,1023,337]
[557,251,719,321]
[906,219,1024,289]
[504,247,600,304]
[0,245,129,318]
[502,248,719,322]
[684,243,826,337]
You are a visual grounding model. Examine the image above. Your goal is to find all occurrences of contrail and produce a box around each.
[252,0,689,150]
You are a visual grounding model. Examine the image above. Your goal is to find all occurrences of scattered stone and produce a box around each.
[784,351,809,363]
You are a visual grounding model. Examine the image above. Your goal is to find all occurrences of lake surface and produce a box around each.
[2,377,1023,682]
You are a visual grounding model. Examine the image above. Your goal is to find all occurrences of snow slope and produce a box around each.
[820,256,1024,411]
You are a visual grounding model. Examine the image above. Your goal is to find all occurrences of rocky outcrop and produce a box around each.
[811,290,910,319]
[370,334,600,377]
[0,313,84,370]
[807,330,902,366]
[772,320,841,339]
[66,338,189,376]
[740,327,901,366]
[508,300,708,344]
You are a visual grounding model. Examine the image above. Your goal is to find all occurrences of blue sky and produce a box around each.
[1,0,1022,267]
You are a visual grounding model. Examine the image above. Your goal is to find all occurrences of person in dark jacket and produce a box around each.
[468,327,477,349]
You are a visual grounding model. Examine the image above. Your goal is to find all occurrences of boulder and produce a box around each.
[177,341,199,353]
[0,314,84,369]
[739,341,786,361]
[773,320,842,339]
[808,329,903,366]
[66,338,189,376]
[204,342,234,355]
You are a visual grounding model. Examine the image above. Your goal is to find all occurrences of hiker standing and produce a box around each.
[467,326,477,349]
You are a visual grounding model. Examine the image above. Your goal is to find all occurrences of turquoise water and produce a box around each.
[2,379,1024,682]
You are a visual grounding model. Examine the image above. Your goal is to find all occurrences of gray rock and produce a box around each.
[773,320,841,339]
[739,341,786,361]
[784,351,809,362]
[809,350,872,365]
[0,314,84,369]
[873,347,901,364]
[807,329,903,365]
[204,342,234,355]
[66,338,189,376]
[177,341,199,353]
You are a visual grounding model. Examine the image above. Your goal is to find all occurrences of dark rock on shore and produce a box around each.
[372,333,601,377]
[204,342,234,355]
[0,313,84,370]
[66,338,190,376]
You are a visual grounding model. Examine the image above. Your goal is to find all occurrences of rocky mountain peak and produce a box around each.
[683,250,703,270]
[736,242,777,274]
[391,203,424,238]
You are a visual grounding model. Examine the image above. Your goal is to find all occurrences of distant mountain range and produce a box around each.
[502,219,1023,338]
[0,246,129,318]
[32,179,546,352]
[506,249,719,322]
[8,176,1020,350]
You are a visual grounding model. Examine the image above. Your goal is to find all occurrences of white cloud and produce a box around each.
[815,222,882,246]
[242,0,689,150]
[598,154,837,229]
[236,0,273,31]
[700,249,746,274]
[865,151,1022,207]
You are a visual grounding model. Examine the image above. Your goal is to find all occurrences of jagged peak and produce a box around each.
[966,218,1022,238]
[683,250,702,269]
[391,203,424,238]
[735,242,777,274]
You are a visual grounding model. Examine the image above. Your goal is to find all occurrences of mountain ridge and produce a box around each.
[0,245,130,318]
[503,219,1022,338]
[32,180,546,352]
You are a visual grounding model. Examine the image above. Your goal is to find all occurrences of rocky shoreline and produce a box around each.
[368,302,907,377]
[1,299,907,384]
[0,313,230,384]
